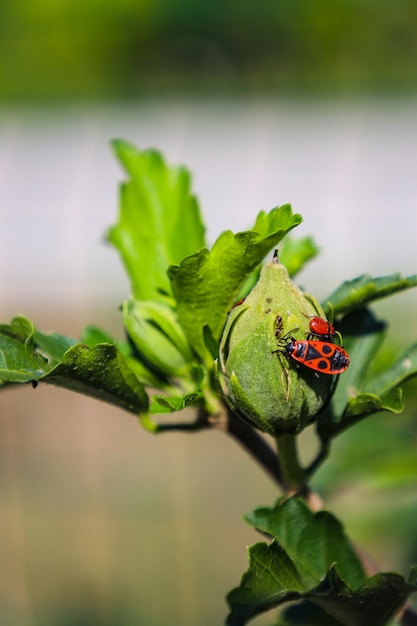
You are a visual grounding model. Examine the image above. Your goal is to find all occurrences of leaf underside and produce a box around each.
[0,317,148,415]
[324,272,417,316]
[227,498,417,626]
[319,307,417,440]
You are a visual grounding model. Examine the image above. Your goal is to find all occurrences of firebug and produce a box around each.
[308,316,335,338]
[280,338,350,375]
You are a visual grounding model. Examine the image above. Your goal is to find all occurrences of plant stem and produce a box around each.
[225,409,283,488]
[275,433,305,492]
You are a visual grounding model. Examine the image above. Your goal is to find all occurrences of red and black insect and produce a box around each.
[282,338,350,374]
[308,316,335,338]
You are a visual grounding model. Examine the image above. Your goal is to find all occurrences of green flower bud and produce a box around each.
[123,299,193,378]
[217,257,333,436]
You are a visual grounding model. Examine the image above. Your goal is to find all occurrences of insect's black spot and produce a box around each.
[321,344,332,355]
[317,360,328,370]
[266,297,272,304]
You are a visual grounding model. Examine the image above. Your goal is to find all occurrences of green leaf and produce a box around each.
[324,308,387,421]
[44,343,148,414]
[344,388,404,418]
[80,325,117,347]
[0,316,76,383]
[150,392,203,413]
[169,205,302,361]
[227,499,416,626]
[0,332,45,383]
[234,269,262,304]
[107,140,206,301]
[0,317,148,415]
[366,341,417,398]
[81,324,165,387]
[245,498,365,590]
[311,568,416,626]
[282,600,347,625]
[279,236,319,277]
[227,547,415,626]
[123,355,169,389]
[33,330,78,364]
[319,389,405,442]
[323,272,417,316]
[318,308,417,441]
[202,323,220,359]
[226,541,304,626]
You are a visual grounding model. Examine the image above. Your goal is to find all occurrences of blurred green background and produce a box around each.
[1,0,417,100]
[1,1,417,624]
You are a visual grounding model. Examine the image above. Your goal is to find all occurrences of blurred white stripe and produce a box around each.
[0,99,416,317]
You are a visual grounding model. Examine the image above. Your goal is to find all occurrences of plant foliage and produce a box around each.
[0,141,416,625]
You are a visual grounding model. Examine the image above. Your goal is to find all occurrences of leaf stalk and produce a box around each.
[275,433,305,492]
